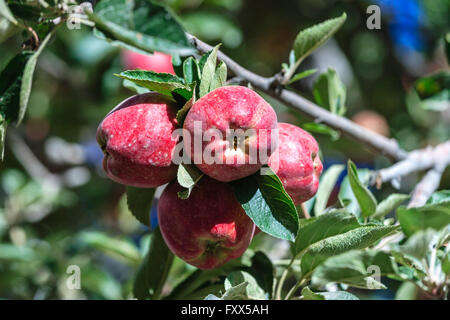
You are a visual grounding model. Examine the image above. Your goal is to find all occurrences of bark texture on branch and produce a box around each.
[375,142,450,186]
[408,162,448,208]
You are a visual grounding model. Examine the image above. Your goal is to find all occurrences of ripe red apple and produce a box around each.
[97,93,179,188]
[157,177,255,270]
[183,86,278,182]
[121,50,175,74]
[268,123,323,205]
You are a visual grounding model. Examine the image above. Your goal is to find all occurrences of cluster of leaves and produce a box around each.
[130,159,449,300]
[0,0,60,159]
[0,168,145,299]
[279,13,348,142]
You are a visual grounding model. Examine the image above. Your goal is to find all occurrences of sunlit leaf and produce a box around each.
[229,168,299,242]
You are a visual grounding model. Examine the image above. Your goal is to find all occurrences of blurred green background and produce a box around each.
[0,0,449,299]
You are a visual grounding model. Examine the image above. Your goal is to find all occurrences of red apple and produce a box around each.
[157,177,255,270]
[268,123,323,205]
[183,86,278,182]
[121,50,175,74]
[97,93,179,188]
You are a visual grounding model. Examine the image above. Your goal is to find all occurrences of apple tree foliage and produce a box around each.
[0,0,449,300]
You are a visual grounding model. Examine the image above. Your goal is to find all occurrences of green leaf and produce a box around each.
[311,250,397,289]
[396,227,449,263]
[122,79,150,94]
[300,223,398,277]
[286,69,317,84]
[199,44,220,97]
[166,258,243,299]
[313,68,346,115]
[301,287,324,300]
[88,0,194,56]
[390,251,427,276]
[442,251,450,274]
[221,282,249,300]
[395,282,418,300]
[288,50,296,66]
[133,227,174,300]
[317,291,359,300]
[391,227,450,282]
[126,186,155,227]
[210,61,227,91]
[293,13,346,62]
[302,287,358,300]
[293,210,361,255]
[426,190,450,205]
[397,202,450,236]
[224,271,266,300]
[291,210,398,276]
[347,160,377,218]
[0,51,32,123]
[0,0,18,25]
[0,0,21,43]
[198,50,212,73]
[115,70,188,96]
[171,54,183,77]
[182,57,200,86]
[338,168,372,216]
[177,163,203,188]
[302,122,340,141]
[172,87,193,103]
[0,243,34,261]
[176,163,203,199]
[314,164,345,216]
[0,16,20,43]
[18,32,53,125]
[7,3,43,20]
[373,193,410,219]
[229,168,299,242]
[249,251,274,299]
[175,89,195,127]
[79,231,140,265]
[184,284,224,300]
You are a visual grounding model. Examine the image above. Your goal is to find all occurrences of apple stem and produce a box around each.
[300,203,310,219]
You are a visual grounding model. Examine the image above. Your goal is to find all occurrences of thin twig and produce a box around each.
[285,277,308,300]
[408,162,448,208]
[300,203,310,219]
[276,258,294,300]
[6,129,62,188]
[375,142,450,187]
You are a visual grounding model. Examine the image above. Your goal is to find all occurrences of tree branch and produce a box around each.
[374,142,450,187]
[186,34,409,161]
[408,162,449,208]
